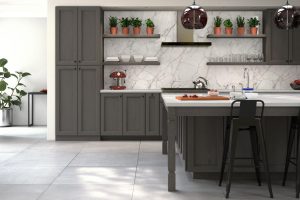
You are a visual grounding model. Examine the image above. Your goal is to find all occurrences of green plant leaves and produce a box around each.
[0,58,8,67]
[21,72,31,77]
[4,72,10,78]
[0,80,7,91]
[19,90,27,96]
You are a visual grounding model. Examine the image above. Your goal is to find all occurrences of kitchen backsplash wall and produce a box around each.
[104,11,300,90]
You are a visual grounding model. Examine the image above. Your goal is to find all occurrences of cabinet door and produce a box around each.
[123,94,146,136]
[56,7,78,65]
[289,27,300,64]
[100,94,123,136]
[146,93,160,136]
[78,7,101,66]
[78,66,100,136]
[264,10,289,64]
[56,66,78,135]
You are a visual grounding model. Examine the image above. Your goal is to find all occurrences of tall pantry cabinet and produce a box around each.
[55,7,103,140]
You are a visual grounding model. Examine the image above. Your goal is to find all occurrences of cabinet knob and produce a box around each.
[73,60,77,63]
[74,67,76,70]
[286,60,289,63]
[78,60,81,63]
[78,67,81,70]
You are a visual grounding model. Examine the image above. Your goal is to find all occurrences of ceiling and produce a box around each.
[0,0,47,17]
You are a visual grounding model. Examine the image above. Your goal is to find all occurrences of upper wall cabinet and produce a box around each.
[56,7,102,66]
[264,10,300,65]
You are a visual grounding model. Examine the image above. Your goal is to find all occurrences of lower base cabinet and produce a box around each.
[100,92,161,138]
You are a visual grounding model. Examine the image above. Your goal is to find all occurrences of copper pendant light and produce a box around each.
[181,0,207,29]
[274,0,296,30]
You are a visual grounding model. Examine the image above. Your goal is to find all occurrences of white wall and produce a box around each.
[47,0,300,140]
[0,18,47,126]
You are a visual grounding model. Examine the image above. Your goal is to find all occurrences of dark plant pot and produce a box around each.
[0,108,12,127]
[225,27,233,35]
[133,27,141,35]
[237,27,245,35]
[110,27,118,35]
[250,27,257,35]
[122,27,129,35]
[214,27,221,35]
[146,27,154,35]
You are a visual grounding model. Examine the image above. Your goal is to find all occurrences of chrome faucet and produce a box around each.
[243,68,250,88]
[193,76,208,89]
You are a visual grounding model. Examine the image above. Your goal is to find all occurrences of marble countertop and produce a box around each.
[100,89,162,93]
[162,93,300,107]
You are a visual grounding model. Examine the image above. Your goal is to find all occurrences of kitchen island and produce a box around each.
[161,93,300,191]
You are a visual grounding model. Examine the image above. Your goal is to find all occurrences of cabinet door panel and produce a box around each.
[100,94,123,136]
[78,66,100,136]
[56,7,78,65]
[264,10,289,64]
[123,94,146,136]
[78,7,101,65]
[56,66,77,135]
[146,93,160,136]
[290,27,300,64]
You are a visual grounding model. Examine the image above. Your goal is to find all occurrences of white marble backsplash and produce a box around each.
[104,11,300,90]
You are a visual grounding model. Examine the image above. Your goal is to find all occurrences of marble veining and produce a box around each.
[104,11,300,90]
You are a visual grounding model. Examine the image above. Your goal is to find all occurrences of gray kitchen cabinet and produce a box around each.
[56,66,78,135]
[100,93,123,136]
[264,9,300,65]
[146,93,160,136]
[78,66,101,136]
[123,94,146,136]
[56,7,101,66]
[56,7,78,66]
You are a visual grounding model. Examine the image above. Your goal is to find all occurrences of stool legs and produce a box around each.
[250,127,262,186]
[226,120,239,198]
[219,126,230,186]
[256,120,273,198]
[296,130,300,198]
[282,125,296,186]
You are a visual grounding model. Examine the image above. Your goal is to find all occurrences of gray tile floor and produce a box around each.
[0,127,297,199]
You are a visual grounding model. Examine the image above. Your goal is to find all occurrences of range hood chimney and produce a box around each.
[161,11,212,47]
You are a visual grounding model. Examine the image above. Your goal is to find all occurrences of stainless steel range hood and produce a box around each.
[161,11,212,46]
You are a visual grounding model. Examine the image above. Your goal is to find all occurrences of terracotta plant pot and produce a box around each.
[110,27,118,35]
[214,27,221,35]
[237,27,245,35]
[250,27,258,35]
[146,27,154,35]
[133,27,141,35]
[225,27,233,35]
[122,27,129,35]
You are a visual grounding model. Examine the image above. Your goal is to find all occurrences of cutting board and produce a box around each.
[176,95,230,101]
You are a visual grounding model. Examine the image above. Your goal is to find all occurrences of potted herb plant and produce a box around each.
[109,16,118,35]
[131,17,142,35]
[214,16,222,35]
[223,19,233,35]
[236,16,245,35]
[119,17,131,35]
[145,18,155,35]
[0,58,31,127]
[248,17,260,35]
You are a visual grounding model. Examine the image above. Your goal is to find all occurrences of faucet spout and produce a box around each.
[243,68,250,88]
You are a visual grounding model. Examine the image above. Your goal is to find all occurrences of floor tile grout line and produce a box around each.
[35,149,81,200]
[131,140,141,200]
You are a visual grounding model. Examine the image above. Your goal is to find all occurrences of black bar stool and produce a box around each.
[218,100,273,198]
[282,113,300,198]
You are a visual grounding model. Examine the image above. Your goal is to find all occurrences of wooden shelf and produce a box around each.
[207,62,268,65]
[207,34,266,38]
[103,34,160,38]
[103,61,160,65]
[161,42,212,47]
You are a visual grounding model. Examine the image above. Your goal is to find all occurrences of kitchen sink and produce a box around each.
[161,88,209,93]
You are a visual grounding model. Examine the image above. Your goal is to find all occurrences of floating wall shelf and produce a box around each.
[103,61,160,65]
[207,34,267,38]
[207,62,268,65]
[103,34,160,38]
[161,42,212,47]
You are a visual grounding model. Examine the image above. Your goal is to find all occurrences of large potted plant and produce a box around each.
[109,16,118,35]
[214,16,222,35]
[145,18,155,35]
[131,17,142,35]
[119,17,131,35]
[248,17,260,35]
[0,58,31,127]
[223,19,233,35]
[236,16,245,35]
